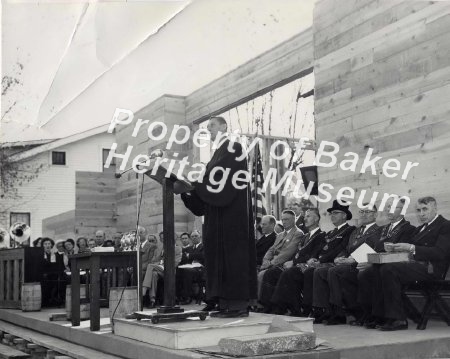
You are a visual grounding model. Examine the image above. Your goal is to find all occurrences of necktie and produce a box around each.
[420,223,428,232]
[360,225,366,235]
[387,223,394,236]
[280,231,288,246]
[303,233,311,246]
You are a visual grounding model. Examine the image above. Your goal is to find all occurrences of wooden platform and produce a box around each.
[114,310,314,349]
[0,307,335,359]
[0,306,449,359]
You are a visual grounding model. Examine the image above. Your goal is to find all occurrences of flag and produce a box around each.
[250,142,267,223]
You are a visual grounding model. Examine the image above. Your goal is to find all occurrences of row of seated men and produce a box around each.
[256,196,450,331]
[140,228,204,308]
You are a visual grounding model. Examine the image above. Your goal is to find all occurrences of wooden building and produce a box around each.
[313,0,450,228]
[4,0,450,237]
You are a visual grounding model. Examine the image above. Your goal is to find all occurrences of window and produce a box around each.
[10,212,30,227]
[103,148,116,173]
[52,151,66,165]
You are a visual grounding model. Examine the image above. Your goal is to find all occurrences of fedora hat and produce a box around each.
[327,200,352,220]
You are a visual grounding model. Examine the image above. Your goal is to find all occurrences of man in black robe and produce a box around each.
[180,116,256,318]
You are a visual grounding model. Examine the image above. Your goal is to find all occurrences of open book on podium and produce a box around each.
[143,159,194,194]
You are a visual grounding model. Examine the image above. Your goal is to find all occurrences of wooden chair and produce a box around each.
[403,262,450,330]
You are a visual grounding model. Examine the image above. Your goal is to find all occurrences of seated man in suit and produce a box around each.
[177,230,205,304]
[303,200,355,319]
[258,210,303,310]
[141,233,165,307]
[179,232,193,266]
[141,230,162,274]
[372,196,450,331]
[263,208,326,314]
[290,200,309,234]
[256,215,277,269]
[271,201,355,317]
[312,203,383,325]
[358,198,416,328]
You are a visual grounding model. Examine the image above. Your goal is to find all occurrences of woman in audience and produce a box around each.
[41,238,67,307]
[32,237,43,247]
[55,240,65,254]
[76,237,90,253]
[88,238,96,249]
[64,238,77,255]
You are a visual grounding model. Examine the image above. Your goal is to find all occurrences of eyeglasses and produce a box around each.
[359,210,375,214]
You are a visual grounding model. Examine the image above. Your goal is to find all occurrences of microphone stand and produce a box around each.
[135,173,142,311]
[115,164,146,311]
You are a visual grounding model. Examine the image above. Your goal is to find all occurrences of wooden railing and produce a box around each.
[0,248,43,308]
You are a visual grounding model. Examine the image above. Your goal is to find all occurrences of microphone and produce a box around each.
[149,149,164,159]
[114,149,164,178]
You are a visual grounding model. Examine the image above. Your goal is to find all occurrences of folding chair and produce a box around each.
[404,262,450,330]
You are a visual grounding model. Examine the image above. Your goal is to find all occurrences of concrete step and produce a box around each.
[0,322,121,359]
[0,343,30,358]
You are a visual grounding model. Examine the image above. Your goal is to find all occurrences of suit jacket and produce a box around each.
[372,218,416,252]
[256,232,277,266]
[410,215,450,278]
[189,243,204,265]
[293,229,327,265]
[174,244,183,267]
[339,223,383,257]
[261,226,303,268]
[317,223,355,263]
[180,245,193,266]
[141,241,163,271]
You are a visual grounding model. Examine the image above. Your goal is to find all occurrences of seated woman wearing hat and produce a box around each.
[41,238,67,307]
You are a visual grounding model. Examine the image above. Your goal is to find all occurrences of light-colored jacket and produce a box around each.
[261,226,303,269]
[141,241,163,271]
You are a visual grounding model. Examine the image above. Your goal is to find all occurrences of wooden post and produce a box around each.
[71,259,80,327]
[162,178,176,308]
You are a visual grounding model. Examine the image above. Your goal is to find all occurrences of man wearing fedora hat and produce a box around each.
[270,201,354,317]
[312,203,383,325]
[304,200,355,321]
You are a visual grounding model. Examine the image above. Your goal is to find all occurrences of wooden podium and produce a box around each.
[0,247,44,308]
[138,161,205,323]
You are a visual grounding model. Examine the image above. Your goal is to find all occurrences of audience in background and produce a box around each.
[32,237,43,247]
[88,238,96,249]
[10,195,448,334]
[76,237,90,253]
[41,237,67,307]
[95,230,105,247]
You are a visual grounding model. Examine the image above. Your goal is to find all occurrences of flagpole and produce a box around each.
[253,119,260,235]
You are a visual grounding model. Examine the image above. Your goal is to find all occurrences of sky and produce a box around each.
[1,0,314,143]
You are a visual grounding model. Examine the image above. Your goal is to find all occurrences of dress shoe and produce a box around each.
[378,319,408,331]
[349,313,367,326]
[210,309,249,318]
[364,317,385,329]
[349,318,365,326]
[313,312,331,324]
[180,297,193,305]
[145,300,155,309]
[323,315,346,325]
[201,303,218,312]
